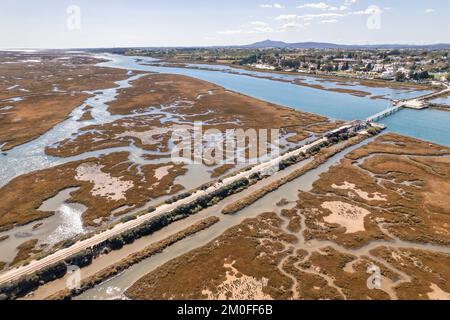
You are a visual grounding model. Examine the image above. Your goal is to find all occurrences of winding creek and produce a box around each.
[76,136,450,300]
[76,138,374,300]
[1,54,449,188]
[1,53,450,299]
[99,54,450,147]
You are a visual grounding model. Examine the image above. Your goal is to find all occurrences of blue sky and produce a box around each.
[1,0,449,48]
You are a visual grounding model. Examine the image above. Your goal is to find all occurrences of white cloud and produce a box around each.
[320,19,339,24]
[330,6,349,11]
[297,1,355,12]
[260,3,285,9]
[271,2,386,30]
[425,8,435,13]
[276,12,343,22]
[301,13,344,20]
[350,6,383,15]
[221,0,374,36]
[218,21,274,35]
[251,21,269,26]
[281,22,310,29]
[297,2,330,10]
[275,14,299,21]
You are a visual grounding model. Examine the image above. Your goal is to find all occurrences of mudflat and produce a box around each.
[125,133,450,300]
[0,52,129,151]
[0,152,186,232]
[46,73,342,158]
[0,63,343,270]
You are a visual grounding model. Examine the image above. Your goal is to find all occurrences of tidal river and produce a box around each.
[2,54,448,188]
[1,54,449,188]
[99,54,450,147]
[2,53,449,299]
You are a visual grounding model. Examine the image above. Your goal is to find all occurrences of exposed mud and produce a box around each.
[125,133,450,300]
[0,52,129,151]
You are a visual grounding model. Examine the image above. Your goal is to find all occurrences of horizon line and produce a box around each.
[2,40,450,51]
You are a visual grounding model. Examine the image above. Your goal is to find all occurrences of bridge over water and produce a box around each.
[366,105,403,123]
[416,83,450,101]
[367,82,450,123]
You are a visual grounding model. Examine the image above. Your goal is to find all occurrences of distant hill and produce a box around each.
[241,40,450,50]
[78,40,450,53]
[242,40,342,49]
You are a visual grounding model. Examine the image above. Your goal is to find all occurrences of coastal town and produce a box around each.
[128,45,450,83]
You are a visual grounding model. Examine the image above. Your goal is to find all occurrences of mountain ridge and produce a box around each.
[242,39,450,50]
[73,40,450,53]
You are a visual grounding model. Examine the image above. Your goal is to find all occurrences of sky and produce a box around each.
[0,0,449,49]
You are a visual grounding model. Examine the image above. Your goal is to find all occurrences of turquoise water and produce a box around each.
[99,55,450,147]
[101,55,391,121]
[381,108,450,147]
[431,96,450,106]
[185,63,433,101]
[175,70,392,121]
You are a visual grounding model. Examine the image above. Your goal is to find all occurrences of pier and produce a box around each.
[395,82,450,110]
[367,82,450,123]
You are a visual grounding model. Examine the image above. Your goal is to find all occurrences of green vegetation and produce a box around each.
[128,47,449,83]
